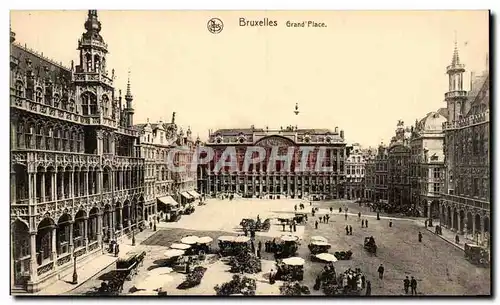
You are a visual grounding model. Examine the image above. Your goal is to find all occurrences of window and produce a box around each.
[35,125,43,149]
[102,95,109,117]
[16,124,24,148]
[45,127,52,150]
[15,81,24,97]
[25,123,34,147]
[433,168,441,179]
[53,94,60,108]
[35,88,43,103]
[433,183,440,193]
[81,92,97,115]
[54,129,61,151]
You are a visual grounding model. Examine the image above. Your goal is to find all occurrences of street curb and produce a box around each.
[425,227,464,252]
[64,257,118,295]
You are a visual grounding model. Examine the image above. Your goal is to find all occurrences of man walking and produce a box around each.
[377,264,384,279]
[349,225,353,235]
[365,219,369,228]
[418,231,423,242]
[345,213,348,220]
[361,219,365,228]
[403,276,410,294]
[410,276,417,295]
[358,212,361,219]
[315,220,319,229]
[345,225,349,235]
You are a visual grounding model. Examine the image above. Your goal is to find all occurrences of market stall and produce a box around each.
[275,257,305,281]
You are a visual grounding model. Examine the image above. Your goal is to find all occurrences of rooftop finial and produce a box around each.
[294,102,300,115]
[451,31,461,66]
[125,70,133,100]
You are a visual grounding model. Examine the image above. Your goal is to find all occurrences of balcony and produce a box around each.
[441,193,490,211]
[444,90,467,100]
[78,38,108,51]
[443,111,489,130]
[73,72,113,87]
[87,115,118,129]
[11,95,90,125]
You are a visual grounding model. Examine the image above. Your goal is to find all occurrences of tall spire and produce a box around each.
[451,34,461,66]
[125,70,133,100]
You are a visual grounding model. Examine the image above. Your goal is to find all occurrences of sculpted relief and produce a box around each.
[255,136,295,147]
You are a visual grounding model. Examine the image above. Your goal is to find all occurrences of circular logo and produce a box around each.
[207,18,224,34]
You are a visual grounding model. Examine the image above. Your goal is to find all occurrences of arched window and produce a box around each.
[53,94,60,108]
[102,95,109,117]
[61,97,68,111]
[70,130,76,152]
[16,124,24,148]
[94,55,101,73]
[81,92,97,115]
[76,132,83,152]
[53,128,61,151]
[69,99,75,112]
[35,88,43,103]
[45,127,52,150]
[15,81,24,97]
[35,124,43,150]
[44,86,53,106]
[62,130,70,151]
[85,53,92,72]
[25,122,34,148]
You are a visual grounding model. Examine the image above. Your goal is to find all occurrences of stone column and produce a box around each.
[118,208,123,230]
[68,222,74,253]
[110,210,115,239]
[84,171,89,195]
[40,172,45,203]
[10,168,16,204]
[51,226,57,265]
[29,232,38,284]
[97,213,103,246]
[69,170,74,198]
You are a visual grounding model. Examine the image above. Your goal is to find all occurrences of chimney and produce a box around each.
[470,71,475,91]
[340,130,344,139]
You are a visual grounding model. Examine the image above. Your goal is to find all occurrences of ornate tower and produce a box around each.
[74,10,114,119]
[124,72,134,127]
[444,39,467,123]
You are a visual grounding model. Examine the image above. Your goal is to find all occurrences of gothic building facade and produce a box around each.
[344,143,367,200]
[409,110,447,218]
[200,126,348,198]
[387,121,411,209]
[10,11,145,292]
[440,43,490,247]
[364,144,388,203]
[135,113,200,220]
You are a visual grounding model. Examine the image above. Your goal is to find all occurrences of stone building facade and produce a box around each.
[10,11,145,292]
[201,126,348,198]
[409,111,447,218]
[344,143,367,200]
[387,121,411,209]
[364,144,388,203]
[440,43,490,247]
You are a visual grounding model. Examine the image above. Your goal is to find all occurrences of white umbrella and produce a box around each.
[281,235,299,242]
[198,236,213,244]
[170,243,191,250]
[315,253,338,262]
[218,236,236,242]
[311,236,328,242]
[282,257,305,266]
[131,290,157,296]
[148,267,173,276]
[234,236,250,243]
[181,236,200,245]
[164,249,185,258]
[136,274,174,291]
[310,241,330,246]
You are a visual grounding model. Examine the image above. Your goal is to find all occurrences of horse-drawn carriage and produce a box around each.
[363,237,377,254]
[464,243,490,267]
[116,250,147,281]
[274,235,300,259]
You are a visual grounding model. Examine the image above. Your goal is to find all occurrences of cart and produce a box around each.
[116,250,146,281]
[363,237,377,255]
[464,243,489,267]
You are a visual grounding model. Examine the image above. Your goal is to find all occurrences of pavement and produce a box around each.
[35,228,158,295]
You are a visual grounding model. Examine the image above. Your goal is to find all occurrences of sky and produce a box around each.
[10,10,489,147]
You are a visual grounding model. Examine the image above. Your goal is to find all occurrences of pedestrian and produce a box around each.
[345,225,349,235]
[326,214,330,223]
[265,240,269,253]
[365,219,369,228]
[361,274,366,289]
[282,223,286,231]
[315,220,319,229]
[293,223,297,232]
[358,212,361,219]
[115,243,120,257]
[455,234,460,244]
[258,240,262,252]
[410,276,417,295]
[418,231,422,242]
[339,207,342,213]
[389,220,393,227]
[323,215,327,223]
[314,275,321,290]
[251,240,255,253]
[377,264,384,279]
[153,223,157,231]
[319,217,322,223]
[361,219,365,228]
[330,207,333,213]
[149,221,153,230]
[257,249,261,259]
[377,212,380,220]
[349,225,353,235]
[345,213,348,220]
[346,207,349,213]
[424,219,428,227]
[403,276,410,294]
[365,281,371,296]
[269,269,275,285]
[289,224,293,232]
[294,204,297,211]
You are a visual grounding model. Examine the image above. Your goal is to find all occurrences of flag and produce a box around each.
[464,41,469,47]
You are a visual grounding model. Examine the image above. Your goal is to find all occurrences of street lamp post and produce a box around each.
[132,227,136,246]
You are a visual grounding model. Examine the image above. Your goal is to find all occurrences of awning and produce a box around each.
[181,192,193,200]
[158,196,180,208]
[188,190,201,198]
